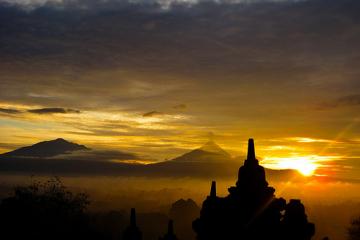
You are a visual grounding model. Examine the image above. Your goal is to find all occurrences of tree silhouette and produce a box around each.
[0,177,97,240]
[348,216,360,240]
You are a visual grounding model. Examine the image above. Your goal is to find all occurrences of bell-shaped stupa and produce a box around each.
[193,139,315,240]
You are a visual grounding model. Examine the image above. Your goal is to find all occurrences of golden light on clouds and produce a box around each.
[261,155,343,176]
[286,137,335,143]
[1,9,360,240]
[111,159,156,165]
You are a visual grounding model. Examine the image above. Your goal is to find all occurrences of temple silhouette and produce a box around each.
[121,139,315,240]
[159,220,178,240]
[193,139,315,240]
[123,208,142,240]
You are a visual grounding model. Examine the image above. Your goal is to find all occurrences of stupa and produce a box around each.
[159,220,178,240]
[123,208,142,240]
[193,139,315,240]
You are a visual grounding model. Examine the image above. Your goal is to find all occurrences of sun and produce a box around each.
[262,156,319,176]
[292,159,317,176]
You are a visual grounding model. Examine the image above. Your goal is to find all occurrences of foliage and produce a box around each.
[349,216,360,240]
[10,177,89,213]
[0,177,94,239]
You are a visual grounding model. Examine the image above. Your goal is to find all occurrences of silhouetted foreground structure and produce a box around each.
[193,139,315,240]
[159,220,178,240]
[123,208,143,240]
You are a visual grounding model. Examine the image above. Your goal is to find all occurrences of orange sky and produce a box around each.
[0,0,359,181]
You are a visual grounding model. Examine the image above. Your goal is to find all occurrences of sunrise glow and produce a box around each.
[261,155,336,176]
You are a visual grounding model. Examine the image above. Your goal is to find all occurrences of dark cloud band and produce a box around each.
[28,108,81,114]
[0,108,21,114]
[318,94,360,110]
[143,111,164,117]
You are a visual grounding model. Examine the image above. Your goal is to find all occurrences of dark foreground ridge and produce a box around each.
[192,138,315,240]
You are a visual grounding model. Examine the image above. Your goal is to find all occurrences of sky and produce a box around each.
[0,0,359,180]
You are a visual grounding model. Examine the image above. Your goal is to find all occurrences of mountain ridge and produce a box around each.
[168,141,232,163]
[0,138,89,158]
[0,138,302,180]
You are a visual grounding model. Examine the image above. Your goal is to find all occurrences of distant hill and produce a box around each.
[169,141,232,163]
[0,139,303,181]
[148,141,302,180]
[0,138,89,158]
[148,141,236,177]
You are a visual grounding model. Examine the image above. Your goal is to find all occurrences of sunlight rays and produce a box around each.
[261,155,342,176]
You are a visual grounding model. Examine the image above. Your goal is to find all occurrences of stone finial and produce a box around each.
[131,208,137,227]
[210,181,216,198]
[168,220,174,235]
[247,138,256,161]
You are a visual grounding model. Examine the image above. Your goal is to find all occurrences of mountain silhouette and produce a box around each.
[146,141,237,178]
[0,138,89,158]
[169,141,232,163]
[148,141,301,179]
[0,139,302,181]
[200,141,231,157]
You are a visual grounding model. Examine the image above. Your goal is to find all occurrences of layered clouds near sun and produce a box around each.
[0,0,359,180]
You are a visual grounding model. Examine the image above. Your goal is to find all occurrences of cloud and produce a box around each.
[53,149,142,162]
[0,108,21,114]
[337,94,360,107]
[143,111,164,117]
[0,0,359,170]
[286,137,337,143]
[318,94,360,110]
[0,0,301,10]
[173,104,187,110]
[0,142,22,151]
[28,108,81,114]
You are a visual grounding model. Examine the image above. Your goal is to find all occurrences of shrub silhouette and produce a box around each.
[0,177,98,240]
[348,216,360,240]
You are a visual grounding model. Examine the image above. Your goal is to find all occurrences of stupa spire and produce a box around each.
[247,138,256,161]
[235,138,269,191]
[123,208,142,240]
[210,181,216,198]
[131,208,137,227]
[159,220,178,240]
[168,220,174,235]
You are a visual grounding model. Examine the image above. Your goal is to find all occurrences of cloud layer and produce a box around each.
[0,0,359,179]
[28,108,81,114]
[0,0,303,10]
